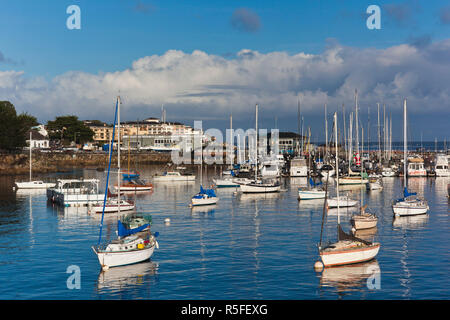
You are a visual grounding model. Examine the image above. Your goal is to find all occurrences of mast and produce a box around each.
[348,112,353,174]
[361,126,364,207]
[255,104,258,181]
[403,98,407,190]
[377,103,381,163]
[325,104,328,162]
[342,104,347,157]
[229,113,233,167]
[355,90,359,164]
[334,112,340,226]
[29,131,32,181]
[117,96,121,219]
[297,98,301,156]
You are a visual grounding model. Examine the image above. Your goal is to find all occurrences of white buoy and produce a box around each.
[351,227,356,233]
[164,218,171,224]
[314,260,324,272]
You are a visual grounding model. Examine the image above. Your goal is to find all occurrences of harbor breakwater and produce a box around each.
[0,151,173,175]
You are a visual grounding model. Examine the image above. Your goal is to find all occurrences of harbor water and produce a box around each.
[0,166,449,299]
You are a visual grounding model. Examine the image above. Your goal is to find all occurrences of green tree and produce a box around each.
[0,101,38,150]
[47,115,94,146]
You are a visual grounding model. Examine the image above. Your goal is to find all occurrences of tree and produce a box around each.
[46,115,94,146]
[0,101,38,151]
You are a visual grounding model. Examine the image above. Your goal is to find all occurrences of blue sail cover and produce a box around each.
[230,170,236,177]
[404,187,416,198]
[309,178,323,187]
[122,173,139,181]
[193,185,216,199]
[117,220,149,237]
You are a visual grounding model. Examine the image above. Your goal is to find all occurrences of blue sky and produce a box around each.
[0,0,449,141]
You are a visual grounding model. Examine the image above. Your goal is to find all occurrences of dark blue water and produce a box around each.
[0,167,449,299]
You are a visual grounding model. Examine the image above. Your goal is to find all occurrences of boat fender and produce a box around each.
[155,240,159,249]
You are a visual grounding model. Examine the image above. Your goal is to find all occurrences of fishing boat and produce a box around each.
[290,156,308,177]
[298,177,326,200]
[407,157,427,177]
[153,171,196,182]
[15,131,56,190]
[92,96,158,271]
[435,153,449,177]
[392,99,429,217]
[317,112,380,268]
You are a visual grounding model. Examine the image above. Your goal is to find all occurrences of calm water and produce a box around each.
[0,166,449,300]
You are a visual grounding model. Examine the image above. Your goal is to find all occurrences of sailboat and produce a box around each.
[191,142,219,206]
[298,177,326,200]
[392,99,429,217]
[92,96,158,270]
[238,104,281,193]
[351,127,378,231]
[14,131,56,189]
[114,140,153,191]
[338,91,368,185]
[317,112,380,268]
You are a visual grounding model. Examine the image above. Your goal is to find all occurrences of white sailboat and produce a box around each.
[92,96,158,270]
[191,142,219,206]
[392,99,429,217]
[14,131,56,190]
[239,104,281,194]
[317,112,380,268]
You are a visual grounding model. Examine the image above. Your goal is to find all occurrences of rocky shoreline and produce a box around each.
[0,151,174,175]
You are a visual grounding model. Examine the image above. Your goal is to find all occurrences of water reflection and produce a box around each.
[319,260,381,294]
[393,214,429,230]
[96,260,158,293]
[190,205,217,217]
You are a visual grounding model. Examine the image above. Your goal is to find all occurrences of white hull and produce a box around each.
[240,184,281,193]
[213,178,240,188]
[435,169,450,177]
[381,171,396,177]
[320,242,380,267]
[327,197,358,208]
[94,245,155,268]
[392,201,429,216]
[15,181,56,189]
[320,170,335,178]
[50,192,105,206]
[351,215,378,230]
[368,182,383,190]
[298,189,326,200]
[290,167,308,177]
[191,197,219,206]
[90,202,135,214]
[153,175,196,182]
[338,177,369,185]
[114,186,152,191]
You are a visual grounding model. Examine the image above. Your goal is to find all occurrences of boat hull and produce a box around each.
[338,177,369,185]
[298,190,326,200]
[392,202,429,216]
[351,216,378,230]
[191,197,219,206]
[153,176,196,182]
[320,243,380,267]
[213,179,240,188]
[327,197,358,208]
[15,181,56,189]
[240,184,281,193]
[93,245,155,268]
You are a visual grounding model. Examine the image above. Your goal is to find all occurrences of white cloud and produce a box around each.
[1,39,450,123]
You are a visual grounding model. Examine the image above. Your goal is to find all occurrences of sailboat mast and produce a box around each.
[255,104,258,181]
[403,98,407,189]
[342,104,346,157]
[117,96,121,216]
[29,131,32,181]
[355,90,359,162]
[325,104,328,162]
[377,103,381,163]
[348,112,353,173]
[334,112,340,225]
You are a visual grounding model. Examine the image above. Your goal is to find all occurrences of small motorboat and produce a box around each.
[327,195,358,208]
[367,178,383,191]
